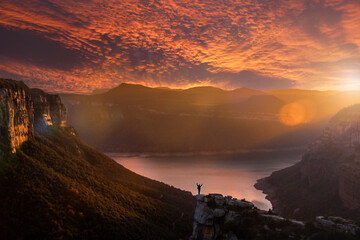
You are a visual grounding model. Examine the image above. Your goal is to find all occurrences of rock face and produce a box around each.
[30,88,66,131]
[190,194,359,240]
[315,216,360,235]
[0,79,66,154]
[190,194,254,240]
[339,164,360,210]
[298,106,360,214]
[256,104,360,220]
[331,106,360,211]
[0,80,33,154]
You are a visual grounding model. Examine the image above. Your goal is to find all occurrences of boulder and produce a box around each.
[213,208,225,218]
[194,201,213,225]
[315,216,360,235]
[196,194,205,202]
[214,195,225,206]
[228,199,254,208]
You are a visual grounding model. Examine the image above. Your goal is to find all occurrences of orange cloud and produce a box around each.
[0,0,359,93]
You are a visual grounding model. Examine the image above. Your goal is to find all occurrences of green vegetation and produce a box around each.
[0,126,195,239]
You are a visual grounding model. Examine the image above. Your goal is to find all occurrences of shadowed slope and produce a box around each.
[0,127,195,239]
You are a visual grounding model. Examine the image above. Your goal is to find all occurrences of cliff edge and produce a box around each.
[190,194,359,240]
[0,78,66,155]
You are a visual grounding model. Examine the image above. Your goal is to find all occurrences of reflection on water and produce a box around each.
[109,150,302,210]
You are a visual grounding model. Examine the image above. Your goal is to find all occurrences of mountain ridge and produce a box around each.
[61,83,360,153]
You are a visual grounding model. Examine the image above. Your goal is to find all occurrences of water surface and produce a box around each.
[109,150,302,210]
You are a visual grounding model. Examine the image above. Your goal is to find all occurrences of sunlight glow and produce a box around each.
[341,73,360,91]
[279,100,316,126]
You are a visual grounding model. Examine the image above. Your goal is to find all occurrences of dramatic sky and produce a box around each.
[0,0,359,93]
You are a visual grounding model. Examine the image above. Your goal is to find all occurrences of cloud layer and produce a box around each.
[0,0,359,93]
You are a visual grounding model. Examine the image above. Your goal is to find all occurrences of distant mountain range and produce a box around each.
[61,83,360,153]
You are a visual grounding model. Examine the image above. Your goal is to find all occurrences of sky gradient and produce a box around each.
[0,0,359,93]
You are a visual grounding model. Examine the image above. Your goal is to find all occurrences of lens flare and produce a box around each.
[279,100,316,126]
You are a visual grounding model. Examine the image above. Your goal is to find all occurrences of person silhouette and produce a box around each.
[196,183,203,195]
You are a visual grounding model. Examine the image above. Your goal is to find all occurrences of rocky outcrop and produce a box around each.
[190,194,359,240]
[30,88,66,131]
[314,216,359,235]
[190,194,255,240]
[0,78,66,154]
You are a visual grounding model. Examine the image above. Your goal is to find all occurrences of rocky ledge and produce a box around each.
[190,194,360,240]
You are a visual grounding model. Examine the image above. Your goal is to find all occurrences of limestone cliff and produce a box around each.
[0,78,66,154]
[30,88,66,131]
[256,104,360,221]
[190,194,359,240]
[0,79,33,154]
